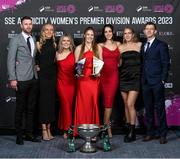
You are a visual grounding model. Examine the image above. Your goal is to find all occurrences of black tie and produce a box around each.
[27,37,31,53]
[145,42,150,53]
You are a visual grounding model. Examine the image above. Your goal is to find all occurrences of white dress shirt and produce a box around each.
[144,37,155,52]
[22,31,35,57]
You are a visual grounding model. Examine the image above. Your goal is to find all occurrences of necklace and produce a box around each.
[85,44,92,51]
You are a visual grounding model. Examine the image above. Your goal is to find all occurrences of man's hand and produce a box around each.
[10,80,18,91]
[75,74,84,78]
[92,73,100,77]
[36,65,40,71]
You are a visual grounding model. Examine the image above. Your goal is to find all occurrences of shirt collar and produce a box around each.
[147,37,155,45]
[22,31,32,39]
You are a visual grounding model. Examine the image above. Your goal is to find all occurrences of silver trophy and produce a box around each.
[77,124,100,153]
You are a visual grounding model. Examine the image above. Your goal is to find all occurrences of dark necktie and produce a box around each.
[27,37,31,53]
[145,42,150,53]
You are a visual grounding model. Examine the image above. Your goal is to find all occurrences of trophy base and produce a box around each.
[80,142,97,153]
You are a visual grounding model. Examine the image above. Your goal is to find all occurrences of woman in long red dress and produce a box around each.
[99,24,121,138]
[74,27,103,135]
[56,34,76,139]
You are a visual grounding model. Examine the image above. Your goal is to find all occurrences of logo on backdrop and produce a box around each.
[136,5,152,12]
[153,4,174,13]
[116,30,123,37]
[165,83,173,88]
[39,5,54,12]
[0,0,26,13]
[158,31,174,36]
[165,94,180,126]
[8,30,18,39]
[5,96,16,103]
[73,30,83,39]
[88,5,103,12]
[55,31,64,37]
[56,4,76,13]
[136,4,174,13]
[104,4,124,13]
[168,44,173,50]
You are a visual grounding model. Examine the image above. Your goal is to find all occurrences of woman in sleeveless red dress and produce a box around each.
[56,34,76,139]
[99,24,121,138]
[74,27,103,136]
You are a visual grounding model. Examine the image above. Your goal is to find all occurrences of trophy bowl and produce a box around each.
[77,124,100,153]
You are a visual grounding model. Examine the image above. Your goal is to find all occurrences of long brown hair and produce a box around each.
[79,27,99,59]
[37,23,56,52]
[123,26,138,43]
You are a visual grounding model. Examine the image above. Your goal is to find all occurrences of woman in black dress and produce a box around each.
[119,27,142,142]
[36,24,56,141]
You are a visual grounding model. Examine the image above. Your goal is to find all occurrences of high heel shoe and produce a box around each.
[42,129,50,141]
[124,124,136,143]
[47,128,55,140]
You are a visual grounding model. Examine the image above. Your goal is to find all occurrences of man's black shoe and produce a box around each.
[143,135,160,142]
[160,137,168,144]
[143,135,155,142]
[16,136,24,145]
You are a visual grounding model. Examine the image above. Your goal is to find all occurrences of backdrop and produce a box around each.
[0,0,180,128]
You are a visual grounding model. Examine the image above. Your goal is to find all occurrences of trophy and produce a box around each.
[77,124,100,153]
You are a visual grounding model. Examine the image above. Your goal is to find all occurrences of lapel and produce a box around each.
[32,36,37,57]
[142,42,146,56]
[19,33,31,55]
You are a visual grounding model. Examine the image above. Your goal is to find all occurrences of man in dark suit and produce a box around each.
[141,22,170,144]
[7,16,40,145]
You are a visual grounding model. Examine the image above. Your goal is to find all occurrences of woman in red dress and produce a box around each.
[74,27,103,135]
[56,34,76,139]
[99,24,121,138]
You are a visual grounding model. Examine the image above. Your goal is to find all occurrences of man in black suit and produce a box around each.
[7,16,40,145]
[141,22,170,144]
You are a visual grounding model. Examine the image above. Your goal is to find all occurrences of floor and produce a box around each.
[0,130,179,158]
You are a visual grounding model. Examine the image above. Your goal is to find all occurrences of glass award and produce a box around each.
[76,58,86,76]
[92,57,104,75]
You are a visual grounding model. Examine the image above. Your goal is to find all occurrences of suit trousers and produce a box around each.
[15,78,38,136]
[142,82,167,137]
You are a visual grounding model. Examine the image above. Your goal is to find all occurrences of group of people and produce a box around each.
[7,16,170,145]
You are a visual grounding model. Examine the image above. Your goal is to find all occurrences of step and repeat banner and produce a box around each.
[0,0,180,128]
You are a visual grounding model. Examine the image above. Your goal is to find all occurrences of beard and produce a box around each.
[22,28,32,34]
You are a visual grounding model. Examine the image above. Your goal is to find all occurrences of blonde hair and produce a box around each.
[123,26,138,43]
[57,33,75,53]
[79,27,99,59]
[37,23,56,52]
